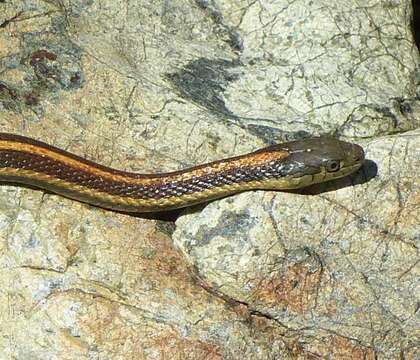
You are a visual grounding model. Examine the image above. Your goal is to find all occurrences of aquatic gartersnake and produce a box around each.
[0,133,364,212]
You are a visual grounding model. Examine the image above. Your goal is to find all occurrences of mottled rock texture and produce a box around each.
[0,0,418,359]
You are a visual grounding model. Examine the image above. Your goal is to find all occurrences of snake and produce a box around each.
[0,133,364,212]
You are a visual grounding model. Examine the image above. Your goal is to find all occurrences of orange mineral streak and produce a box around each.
[0,140,289,185]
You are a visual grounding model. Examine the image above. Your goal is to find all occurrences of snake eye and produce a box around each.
[326,160,340,172]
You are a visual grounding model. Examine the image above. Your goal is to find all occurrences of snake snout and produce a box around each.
[350,143,365,164]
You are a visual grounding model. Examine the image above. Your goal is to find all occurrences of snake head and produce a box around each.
[260,137,365,188]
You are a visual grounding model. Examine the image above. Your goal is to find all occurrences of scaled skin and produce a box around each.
[0,134,364,212]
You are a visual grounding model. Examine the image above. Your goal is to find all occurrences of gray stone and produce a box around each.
[0,0,418,358]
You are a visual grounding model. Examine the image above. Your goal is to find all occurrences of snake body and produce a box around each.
[0,133,364,212]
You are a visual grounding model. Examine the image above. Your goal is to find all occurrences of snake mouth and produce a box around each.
[338,161,364,178]
[349,143,365,165]
[341,143,365,177]
[316,160,364,187]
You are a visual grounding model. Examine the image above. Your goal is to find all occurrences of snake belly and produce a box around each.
[0,133,364,212]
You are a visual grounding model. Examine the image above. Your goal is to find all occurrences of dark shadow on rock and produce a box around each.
[129,209,182,222]
[359,159,378,184]
[165,58,242,120]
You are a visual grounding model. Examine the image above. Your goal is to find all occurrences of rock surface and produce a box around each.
[0,0,418,358]
[174,131,419,356]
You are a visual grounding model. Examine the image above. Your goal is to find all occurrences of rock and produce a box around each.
[174,130,419,356]
[0,0,418,358]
